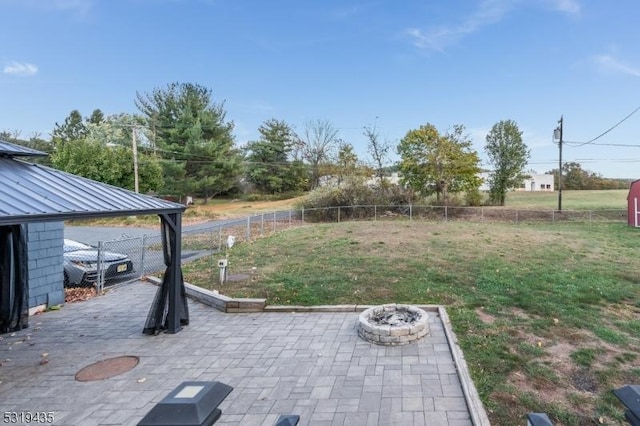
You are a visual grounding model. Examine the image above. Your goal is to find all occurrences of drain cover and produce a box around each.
[75,356,139,382]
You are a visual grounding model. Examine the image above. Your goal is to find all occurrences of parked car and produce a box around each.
[63,239,134,287]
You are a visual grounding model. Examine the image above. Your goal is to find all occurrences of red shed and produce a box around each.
[627,179,640,227]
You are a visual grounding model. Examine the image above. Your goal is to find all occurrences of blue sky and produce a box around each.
[1,0,639,178]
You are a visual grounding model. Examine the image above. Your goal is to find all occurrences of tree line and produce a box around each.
[1,81,627,206]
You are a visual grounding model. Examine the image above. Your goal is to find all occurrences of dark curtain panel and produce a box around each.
[143,213,188,335]
[0,225,28,334]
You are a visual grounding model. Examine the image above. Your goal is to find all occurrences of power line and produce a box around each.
[565,141,640,147]
[570,105,640,147]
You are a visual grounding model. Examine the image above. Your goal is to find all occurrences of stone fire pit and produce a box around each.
[357,304,429,345]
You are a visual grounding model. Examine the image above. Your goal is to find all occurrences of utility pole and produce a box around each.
[554,116,563,211]
[132,127,139,193]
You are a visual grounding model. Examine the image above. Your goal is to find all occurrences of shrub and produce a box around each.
[242,191,304,202]
[296,182,417,222]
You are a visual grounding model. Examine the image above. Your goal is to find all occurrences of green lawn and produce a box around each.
[183,220,640,425]
[505,189,628,210]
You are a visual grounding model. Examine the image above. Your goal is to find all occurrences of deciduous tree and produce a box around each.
[484,119,530,205]
[51,114,163,193]
[364,125,391,187]
[301,119,339,189]
[397,123,481,204]
[335,141,360,186]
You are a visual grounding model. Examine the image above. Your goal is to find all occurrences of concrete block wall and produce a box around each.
[27,222,65,308]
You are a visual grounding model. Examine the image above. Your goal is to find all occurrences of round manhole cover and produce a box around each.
[75,356,139,382]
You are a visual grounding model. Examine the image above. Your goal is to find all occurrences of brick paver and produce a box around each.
[0,282,474,426]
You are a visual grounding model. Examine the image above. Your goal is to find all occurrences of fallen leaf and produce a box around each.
[65,287,98,303]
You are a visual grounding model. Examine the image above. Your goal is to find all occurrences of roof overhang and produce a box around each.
[0,155,185,227]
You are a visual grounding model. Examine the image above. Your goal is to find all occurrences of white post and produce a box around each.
[635,197,638,227]
[132,128,139,193]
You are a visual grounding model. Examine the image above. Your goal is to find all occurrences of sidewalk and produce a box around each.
[0,282,485,426]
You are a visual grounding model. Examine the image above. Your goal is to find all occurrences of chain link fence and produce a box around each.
[92,205,627,289]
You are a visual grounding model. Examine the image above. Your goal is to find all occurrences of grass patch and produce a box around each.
[570,348,599,367]
[505,189,628,210]
[184,220,640,424]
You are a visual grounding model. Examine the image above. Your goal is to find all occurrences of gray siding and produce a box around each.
[27,222,64,307]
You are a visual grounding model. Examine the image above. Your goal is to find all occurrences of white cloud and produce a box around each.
[592,54,640,77]
[405,0,515,52]
[547,0,581,15]
[406,0,582,51]
[3,61,38,76]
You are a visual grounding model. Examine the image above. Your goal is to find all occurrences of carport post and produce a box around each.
[166,212,183,334]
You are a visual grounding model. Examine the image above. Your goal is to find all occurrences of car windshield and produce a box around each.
[63,239,94,253]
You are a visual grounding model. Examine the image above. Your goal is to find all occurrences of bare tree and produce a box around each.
[301,119,339,188]
[364,124,391,187]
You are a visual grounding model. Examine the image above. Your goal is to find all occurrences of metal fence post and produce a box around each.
[140,234,146,280]
[261,213,264,236]
[374,205,377,221]
[338,206,341,223]
[302,207,305,223]
[410,204,413,221]
[273,211,277,233]
[289,210,292,226]
[552,210,555,223]
[445,206,448,222]
[246,216,251,242]
[97,240,105,293]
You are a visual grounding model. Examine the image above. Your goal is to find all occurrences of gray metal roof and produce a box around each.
[0,139,47,157]
[0,157,185,226]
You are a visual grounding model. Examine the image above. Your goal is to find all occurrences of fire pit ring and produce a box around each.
[357,304,429,346]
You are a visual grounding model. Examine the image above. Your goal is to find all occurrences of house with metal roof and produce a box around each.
[0,140,188,335]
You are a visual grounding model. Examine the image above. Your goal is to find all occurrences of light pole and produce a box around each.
[132,126,139,193]
[554,116,563,211]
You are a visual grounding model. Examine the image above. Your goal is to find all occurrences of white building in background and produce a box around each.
[479,172,554,192]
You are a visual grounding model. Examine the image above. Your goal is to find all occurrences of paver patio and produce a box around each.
[0,282,483,425]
